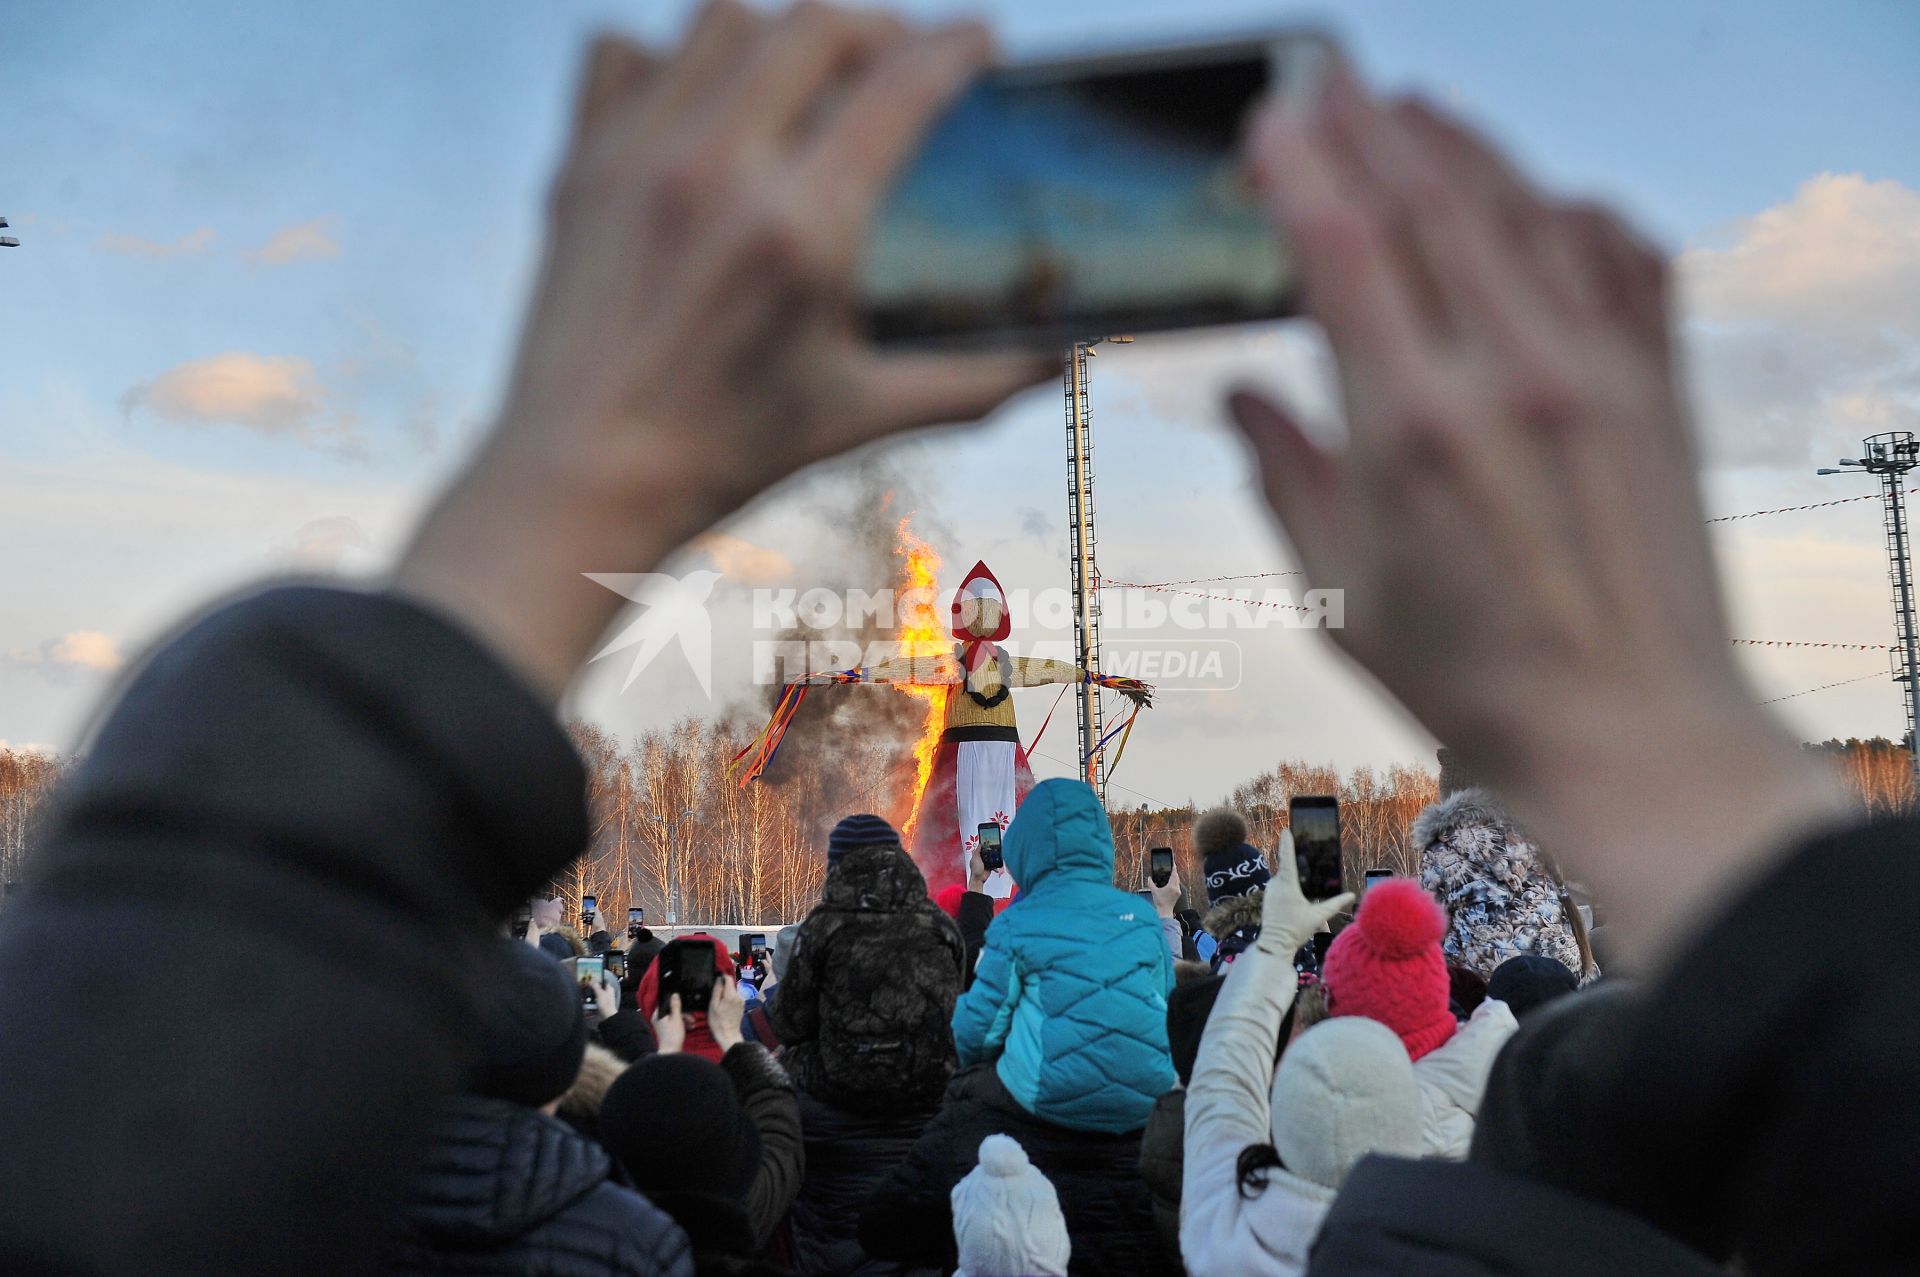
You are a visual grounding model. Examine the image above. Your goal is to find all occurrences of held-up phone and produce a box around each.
[656,939,717,1014]
[604,950,627,981]
[1364,869,1395,894]
[511,902,533,940]
[581,894,597,928]
[1149,847,1175,888]
[575,954,605,1005]
[863,29,1333,347]
[628,906,644,925]
[977,823,1004,873]
[1289,796,1343,902]
[739,933,767,971]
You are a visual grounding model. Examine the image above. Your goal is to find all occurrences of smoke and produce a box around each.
[735,455,954,836]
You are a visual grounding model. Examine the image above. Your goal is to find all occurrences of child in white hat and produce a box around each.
[949,1134,1071,1277]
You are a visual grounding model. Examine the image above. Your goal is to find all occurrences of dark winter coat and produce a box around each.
[788,1088,940,1277]
[594,1009,657,1064]
[956,889,995,989]
[718,1044,806,1253]
[859,1063,1179,1277]
[386,1093,692,1276]
[1305,1156,1719,1276]
[0,587,599,1276]
[770,845,965,1116]
[1137,1088,1184,1269]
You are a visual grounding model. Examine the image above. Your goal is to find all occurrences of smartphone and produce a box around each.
[863,29,1332,347]
[576,954,605,1003]
[977,822,1005,872]
[581,894,598,928]
[1149,846,1175,888]
[511,902,533,940]
[1289,795,1343,902]
[1364,868,1395,894]
[739,933,766,960]
[628,906,644,925]
[657,939,716,1014]
[604,950,626,981]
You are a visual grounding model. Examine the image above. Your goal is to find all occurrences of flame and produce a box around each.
[894,517,949,845]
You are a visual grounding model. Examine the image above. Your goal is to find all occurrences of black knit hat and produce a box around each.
[1196,809,1270,905]
[473,937,588,1108]
[828,813,900,868]
[600,1054,762,1213]
[1486,954,1579,1020]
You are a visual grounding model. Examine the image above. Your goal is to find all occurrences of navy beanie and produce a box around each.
[1196,808,1271,905]
[474,937,588,1108]
[1487,953,1579,1020]
[828,813,900,868]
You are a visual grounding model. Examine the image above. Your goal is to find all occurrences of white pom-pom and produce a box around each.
[978,1133,1030,1178]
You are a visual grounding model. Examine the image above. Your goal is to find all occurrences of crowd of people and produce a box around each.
[0,2,1905,1273]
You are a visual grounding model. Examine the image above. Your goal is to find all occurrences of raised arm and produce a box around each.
[1182,836,1352,1275]
[1008,656,1152,706]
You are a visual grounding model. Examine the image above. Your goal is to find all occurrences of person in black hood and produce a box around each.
[601,1054,796,1277]
[386,937,691,1276]
[773,830,965,1116]
[772,825,963,1276]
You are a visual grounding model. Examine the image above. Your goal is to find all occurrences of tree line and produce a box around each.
[2,733,1912,920]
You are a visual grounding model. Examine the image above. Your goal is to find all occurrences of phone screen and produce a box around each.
[977,822,1004,872]
[1364,869,1394,894]
[628,907,644,924]
[1289,796,1343,902]
[581,895,597,917]
[1149,847,1174,886]
[576,954,605,991]
[663,941,716,1014]
[863,32,1327,346]
[740,933,766,958]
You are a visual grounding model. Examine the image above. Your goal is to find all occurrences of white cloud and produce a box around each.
[122,351,353,447]
[95,227,216,258]
[7,630,123,679]
[1681,173,1920,469]
[241,216,340,265]
[273,515,379,573]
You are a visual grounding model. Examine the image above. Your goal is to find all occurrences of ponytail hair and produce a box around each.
[1235,1143,1285,1198]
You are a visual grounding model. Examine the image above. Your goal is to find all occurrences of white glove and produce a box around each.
[1254,829,1355,957]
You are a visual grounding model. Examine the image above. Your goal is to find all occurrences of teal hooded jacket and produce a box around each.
[950,779,1176,1133]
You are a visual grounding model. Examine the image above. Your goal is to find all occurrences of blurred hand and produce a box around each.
[396,1,1050,701]
[1148,863,1182,919]
[591,972,619,1019]
[653,992,687,1055]
[1233,65,1843,963]
[523,916,545,950]
[1255,832,1353,957]
[709,976,746,1053]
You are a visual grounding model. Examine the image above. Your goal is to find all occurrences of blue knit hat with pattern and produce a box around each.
[828,813,900,867]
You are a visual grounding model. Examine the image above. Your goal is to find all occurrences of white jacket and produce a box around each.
[1414,997,1518,1157]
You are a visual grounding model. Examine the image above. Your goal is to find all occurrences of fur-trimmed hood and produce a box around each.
[1413,788,1535,893]
[1202,891,1265,942]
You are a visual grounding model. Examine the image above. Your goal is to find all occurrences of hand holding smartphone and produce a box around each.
[977,823,1004,873]
[863,29,1331,347]
[657,939,717,1014]
[1149,846,1175,888]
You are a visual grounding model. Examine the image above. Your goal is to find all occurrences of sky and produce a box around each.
[2,0,1918,809]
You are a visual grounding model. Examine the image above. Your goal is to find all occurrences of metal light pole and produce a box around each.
[642,806,697,924]
[1818,431,1920,788]
[1063,335,1132,804]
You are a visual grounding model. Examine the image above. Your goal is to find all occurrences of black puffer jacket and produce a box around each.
[770,846,965,1116]
[1306,1156,1719,1276]
[387,1093,691,1276]
[860,1064,1178,1277]
[788,1089,939,1277]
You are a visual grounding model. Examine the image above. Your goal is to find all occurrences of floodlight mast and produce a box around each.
[1819,434,1920,790]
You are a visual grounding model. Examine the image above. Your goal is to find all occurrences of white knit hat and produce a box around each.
[1269,1016,1423,1190]
[950,1134,1070,1277]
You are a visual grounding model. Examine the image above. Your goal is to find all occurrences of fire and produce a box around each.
[894,517,949,845]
